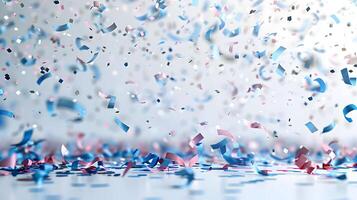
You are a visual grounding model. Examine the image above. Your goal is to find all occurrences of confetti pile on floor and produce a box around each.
[1,0,357,199]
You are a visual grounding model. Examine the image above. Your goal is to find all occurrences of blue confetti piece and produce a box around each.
[101,23,117,33]
[0,88,3,96]
[46,100,56,116]
[210,44,219,60]
[90,64,101,82]
[252,0,263,7]
[305,121,318,133]
[166,54,173,61]
[96,4,106,13]
[0,38,6,48]
[271,46,286,61]
[168,23,201,43]
[107,95,116,109]
[32,164,53,185]
[254,50,265,58]
[136,14,149,21]
[136,4,167,22]
[223,27,240,37]
[167,32,182,42]
[75,37,89,50]
[322,122,336,134]
[258,66,271,81]
[143,153,159,168]
[343,104,357,123]
[178,15,188,21]
[174,168,194,186]
[341,68,356,86]
[211,138,228,154]
[55,23,70,32]
[36,73,52,85]
[87,52,99,63]
[222,151,249,165]
[20,57,36,66]
[218,18,225,30]
[0,109,15,118]
[331,14,340,24]
[75,58,88,72]
[56,98,86,121]
[276,64,286,77]
[114,117,130,133]
[192,0,198,6]
[311,78,327,93]
[205,24,218,42]
[12,129,33,147]
[335,174,347,180]
[188,23,201,42]
[253,24,260,37]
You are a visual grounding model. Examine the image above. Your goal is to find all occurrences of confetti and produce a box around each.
[0,154,16,169]
[189,133,204,148]
[56,98,86,121]
[86,52,99,63]
[101,23,117,33]
[217,129,235,140]
[222,27,240,37]
[20,57,36,66]
[136,1,167,22]
[305,122,318,133]
[55,23,70,32]
[107,95,116,109]
[46,99,56,116]
[271,46,286,61]
[75,37,90,50]
[343,104,357,123]
[341,68,356,86]
[165,152,185,166]
[0,109,15,118]
[36,73,52,85]
[252,23,260,37]
[322,121,336,134]
[276,64,286,77]
[330,14,340,24]
[114,117,130,133]
[12,129,33,147]
[310,78,327,93]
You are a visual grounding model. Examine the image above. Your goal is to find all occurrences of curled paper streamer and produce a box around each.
[37,73,52,85]
[0,109,15,118]
[56,98,86,121]
[343,104,357,123]
[101,23,117,33]
[341,68,356,86]
[322,122,336,134]
[12,129,33,147]
[75,37,89,50]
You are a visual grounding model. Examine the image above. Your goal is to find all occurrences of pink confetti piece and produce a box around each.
[189,133,204,148]
[217,129,236,140]
[0,154,16,169]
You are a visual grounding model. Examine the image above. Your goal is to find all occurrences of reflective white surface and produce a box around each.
[1,166,356,200]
